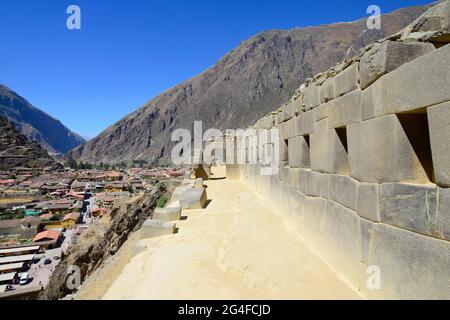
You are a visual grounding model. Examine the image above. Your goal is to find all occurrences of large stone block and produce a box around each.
[314,103,329,122]
[357,183,381,222]
[294,110,314,136]
[194,178,204,189]
[380,183,440,238]
[319,173,330,199]
[348,115,429,183]
[437,187,450,240]
[298,169,311,195]
[428,101,450,187]
[319,77,335,103]
[400,0,450,44]
[180,188,208,210]
[363,223,450,299]
[281,104,293,122]
[140,220,176,239]
[299,197,328,244]
[310,118,331,173]
[359,41,435,89]
[170,186,194,203]
[153,206,182,222]
[262,115,275,129]
[210,164,227,180]
[329,174,359,210]
[362,45,450,120]
[281,118,295,140]
[286,168,301,190]
[328,90,362,129]
[334,63,359,98]
[304,84,321,110]
[319,200,361,286]
[181,179,195,188]
[308,171,322,197]
[292,97,303,115]
[288,136,310,168]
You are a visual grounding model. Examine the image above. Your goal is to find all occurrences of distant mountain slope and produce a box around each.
[68,4,429,164]
[0,85,85,154]
[0,115,61,170]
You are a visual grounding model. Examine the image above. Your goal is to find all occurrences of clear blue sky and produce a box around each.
[0,0,431,138]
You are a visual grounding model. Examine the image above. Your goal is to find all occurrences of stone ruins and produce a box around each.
[214,1,450,299]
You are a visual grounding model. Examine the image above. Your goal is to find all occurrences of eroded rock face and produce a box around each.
[0,115,61,170]
[40,186,164,300]
[400,0,450,44]
[67,5,428,164]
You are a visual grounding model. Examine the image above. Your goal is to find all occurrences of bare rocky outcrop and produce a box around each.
[0,115,62,170]
[39,186,166,300]
[67,4,429,164]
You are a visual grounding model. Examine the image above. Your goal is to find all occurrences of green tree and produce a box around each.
[157,195,168,208]
[50,213,63,221]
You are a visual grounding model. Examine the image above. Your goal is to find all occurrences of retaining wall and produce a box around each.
[221,3,450,299]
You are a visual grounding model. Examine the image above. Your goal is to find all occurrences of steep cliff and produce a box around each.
[0,115,61,170]
[39,186,166,300]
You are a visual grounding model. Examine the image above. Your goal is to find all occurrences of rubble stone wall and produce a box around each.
[221,2,450,299]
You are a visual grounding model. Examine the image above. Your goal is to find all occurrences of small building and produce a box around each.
[70,181,87,193]
[0,254,35,265]
[33,230,62,249]
[104,183,126,193]
[0,262,25,274]
[61,212,81,229]
[42,202,73,215]
[0,246,40,257]
[19,217,40,239]
[0,220,21,238]
[91,208,107,218]
[0,272,17,286]
[102,171,123,182]
[38,221,63,231]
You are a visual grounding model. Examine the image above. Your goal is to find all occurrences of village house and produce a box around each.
[38,220,63,231]
[42,202,73,215]
[61,212,81,229]
[104,183,126,193]
[101,171,123,182]
[91,208,107,218]
[33,230,62,249]
[19,217,40,238]
[70,181,88,193]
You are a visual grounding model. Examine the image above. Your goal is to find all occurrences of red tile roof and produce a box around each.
[33,230,61,242]
[62,212,80,222]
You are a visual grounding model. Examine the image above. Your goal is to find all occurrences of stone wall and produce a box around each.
[218,2,450,299]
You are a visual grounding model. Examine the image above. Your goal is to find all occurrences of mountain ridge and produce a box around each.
[67,4,430,164]
[0,84,85,155]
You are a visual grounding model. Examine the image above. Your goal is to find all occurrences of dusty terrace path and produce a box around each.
[100,179,362,300]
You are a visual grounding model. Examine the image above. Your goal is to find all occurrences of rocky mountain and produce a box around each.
[67,4,429,164]
[0,85,85,154]
[0,115,62,170]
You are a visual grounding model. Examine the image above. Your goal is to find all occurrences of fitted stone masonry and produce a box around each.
[218,1,450,300]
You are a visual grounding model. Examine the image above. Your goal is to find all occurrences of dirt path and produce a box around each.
[101,179,362,300]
